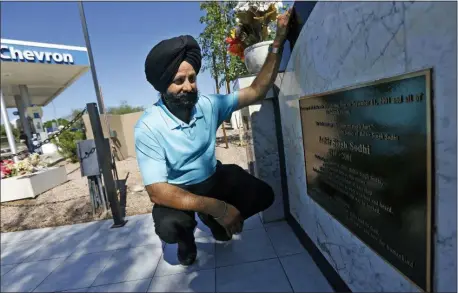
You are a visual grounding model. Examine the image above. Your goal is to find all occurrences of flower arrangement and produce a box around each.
[1,160,14,178]
[1,153,47,179]
[226,1,284,60]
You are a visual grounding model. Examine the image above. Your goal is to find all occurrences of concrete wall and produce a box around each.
[278,2,456,292]
[121,112,143,158]
[82,111,143,160]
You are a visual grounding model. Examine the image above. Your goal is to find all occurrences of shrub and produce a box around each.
[52,130,85,163]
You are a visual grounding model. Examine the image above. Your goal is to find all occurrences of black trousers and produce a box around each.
[152,162,275,244]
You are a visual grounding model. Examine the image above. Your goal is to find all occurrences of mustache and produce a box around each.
[163,91,199,108]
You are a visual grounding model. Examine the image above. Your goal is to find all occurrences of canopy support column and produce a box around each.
[14,94,32,150]
[1,89,19,163]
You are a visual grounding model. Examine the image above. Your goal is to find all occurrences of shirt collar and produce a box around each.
[156,96,204,130]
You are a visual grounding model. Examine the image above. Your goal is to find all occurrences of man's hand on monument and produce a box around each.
[274,8,292,45]
[236,8,292,110]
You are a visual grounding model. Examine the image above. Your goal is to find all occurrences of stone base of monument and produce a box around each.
[234,73,286,223]
[0,166,68,203]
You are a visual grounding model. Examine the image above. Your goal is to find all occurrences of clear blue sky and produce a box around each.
[1,1,217,122]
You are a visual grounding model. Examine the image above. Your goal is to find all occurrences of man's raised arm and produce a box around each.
[236,9,292,110]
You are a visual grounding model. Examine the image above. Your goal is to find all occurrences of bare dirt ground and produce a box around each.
[0,126,248,232]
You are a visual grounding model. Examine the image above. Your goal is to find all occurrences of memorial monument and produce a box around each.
[237,1,456,292]
[276,2,456,292]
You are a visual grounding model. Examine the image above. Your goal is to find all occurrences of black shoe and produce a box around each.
[197,213,232,242]
[177,240,197,266]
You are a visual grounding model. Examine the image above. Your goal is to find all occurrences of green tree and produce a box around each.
[199,1,251,147]
[51,130,85,163]
[199,1,248,95]
[199,2,224,95]
[68,108,86,132]
[1,124,8,137]
[59,118,70,126]
[107,100,144,115]
[43,121,52,129]
[43,118,69,129]
[226,54,249,85]
[200,1,290,89]
[200,2,247,124]
[219,1,248,93]
[0,123,20,139]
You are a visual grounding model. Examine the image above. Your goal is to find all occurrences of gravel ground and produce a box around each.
[0,126,248,232]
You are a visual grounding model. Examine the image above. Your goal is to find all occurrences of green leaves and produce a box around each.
[51,130,85,163]
[199,1,248,93]
[0,123,20,139]
[43,118,69,129]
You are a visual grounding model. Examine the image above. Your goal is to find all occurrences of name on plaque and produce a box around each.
[299,69,433,292]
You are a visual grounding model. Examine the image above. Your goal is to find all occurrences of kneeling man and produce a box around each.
[135,10,290,265]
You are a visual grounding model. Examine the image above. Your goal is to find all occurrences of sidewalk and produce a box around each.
[1,213,333,292]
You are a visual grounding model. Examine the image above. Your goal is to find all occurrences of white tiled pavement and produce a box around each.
[0,213,334,292]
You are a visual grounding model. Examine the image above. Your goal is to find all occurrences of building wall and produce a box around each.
[82,111,143,160]
[121,112,143,158]
[278,2,456,292]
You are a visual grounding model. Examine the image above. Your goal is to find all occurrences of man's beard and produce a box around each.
[162,91,199,110]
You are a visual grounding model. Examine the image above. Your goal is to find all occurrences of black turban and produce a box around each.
[145,35,202,93]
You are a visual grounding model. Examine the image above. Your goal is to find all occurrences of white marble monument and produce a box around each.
[278,2,456,292]
[234,74,286,223]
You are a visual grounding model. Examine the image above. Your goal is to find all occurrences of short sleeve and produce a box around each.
[134,126,168,186]
[212,91,239,126]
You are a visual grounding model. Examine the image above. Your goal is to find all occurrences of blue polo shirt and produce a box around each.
[134,92,239,186]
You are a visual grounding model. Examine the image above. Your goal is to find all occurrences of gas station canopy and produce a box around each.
[1,38,90,162]
[1,39,90,108]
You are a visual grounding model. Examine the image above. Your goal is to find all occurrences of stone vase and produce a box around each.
[243,40,273,74]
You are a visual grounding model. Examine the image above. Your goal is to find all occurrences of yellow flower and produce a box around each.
[230,29,236,39]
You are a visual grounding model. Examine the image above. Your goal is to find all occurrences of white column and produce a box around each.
[18,85,31,107]
[18,85,35,150]
[14,95,32,144]
[1,90,18,163]
[230,109,243,129]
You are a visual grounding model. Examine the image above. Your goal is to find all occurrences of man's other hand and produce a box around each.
[214,202,243,237]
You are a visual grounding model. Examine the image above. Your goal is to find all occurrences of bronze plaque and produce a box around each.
[299,69,433,291]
